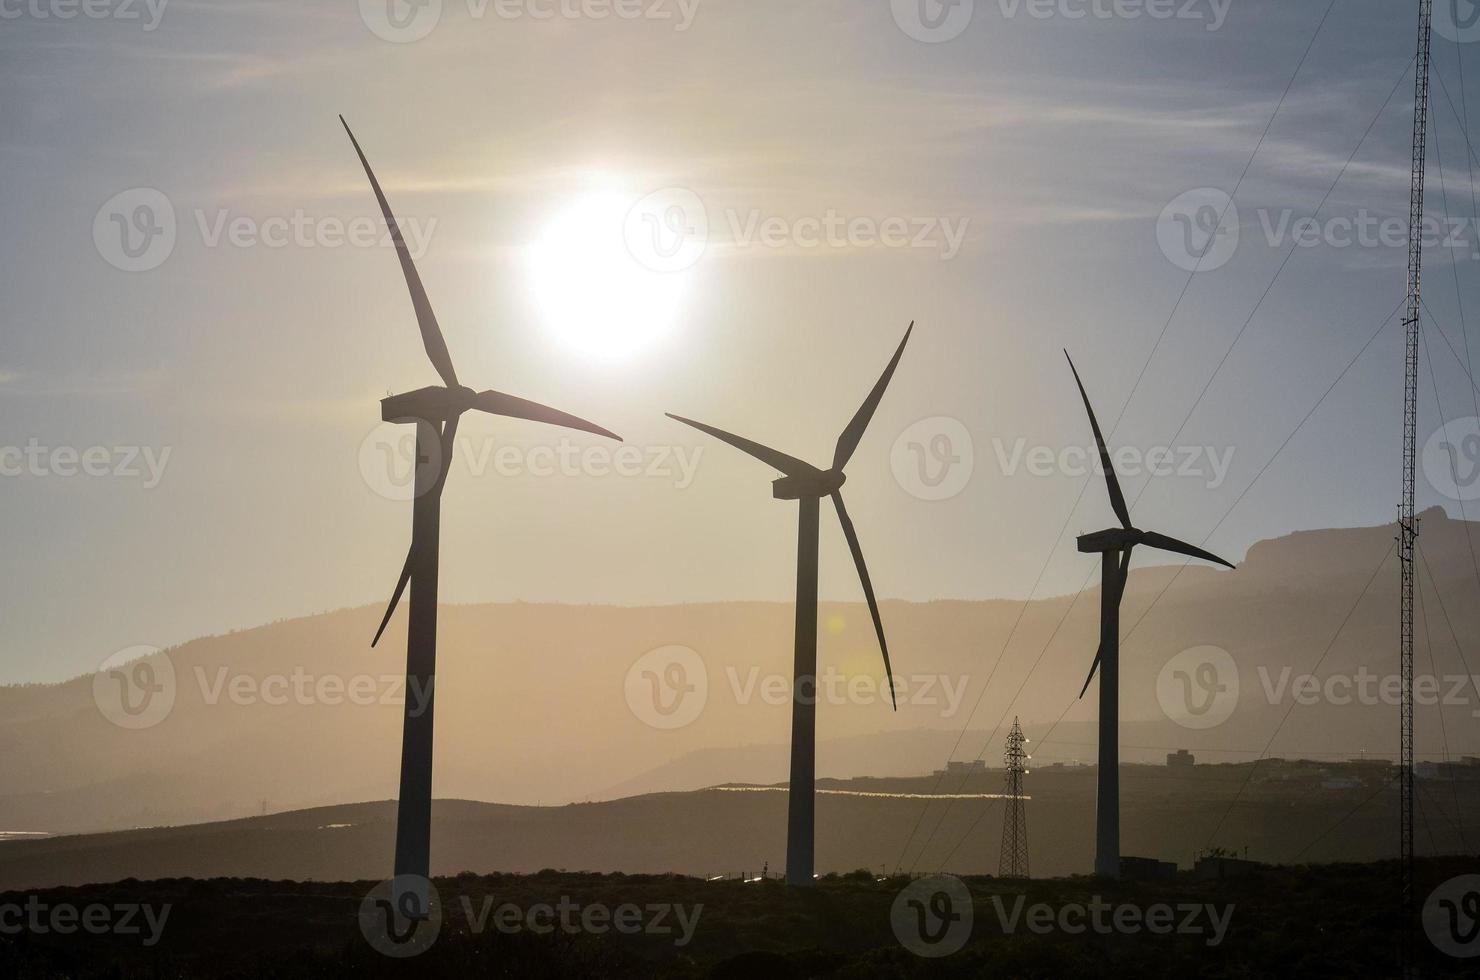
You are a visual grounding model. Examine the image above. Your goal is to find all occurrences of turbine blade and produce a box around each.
[1078,643,1104,700]
[1078,549,1130,699]
[833,323,913,470]
[472,390,621,441]
[665,414,813,477]
[371,415,460,650]
[1064,351,1131,529]
[340,116,459,389]
[431,414,460,497]
[1140,531,1235,569]
[372,545,414,648]
[831,492,896,710]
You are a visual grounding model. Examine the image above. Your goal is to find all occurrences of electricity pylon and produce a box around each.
[1000,717,1030,878]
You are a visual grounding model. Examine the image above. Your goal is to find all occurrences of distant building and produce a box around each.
[1255,759,1325,782]
[1120,856,1178,881]
[1417,758,1480,781]
[932,760,987,777]
[1167,749,1195,768]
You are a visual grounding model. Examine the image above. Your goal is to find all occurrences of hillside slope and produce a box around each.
[1,508,1477,836]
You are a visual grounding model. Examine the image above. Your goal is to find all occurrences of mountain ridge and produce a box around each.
[1,508,1476,838]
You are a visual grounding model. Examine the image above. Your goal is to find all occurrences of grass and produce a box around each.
[0,857,1476,977]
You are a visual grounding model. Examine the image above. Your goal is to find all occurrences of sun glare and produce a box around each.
[528,191,689,360]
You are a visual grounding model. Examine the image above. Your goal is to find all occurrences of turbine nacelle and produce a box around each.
[1076,527,1141,554]
[381,385,477,425]
[772,469,846,500]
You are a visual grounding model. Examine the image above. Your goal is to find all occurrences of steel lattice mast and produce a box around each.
[999,717,1030,878]
[1400,2,1432,973]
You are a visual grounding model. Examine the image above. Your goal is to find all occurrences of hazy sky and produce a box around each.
[3,0,1479,683]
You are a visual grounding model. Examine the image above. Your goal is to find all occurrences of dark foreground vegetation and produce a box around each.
[1,857,1475,978]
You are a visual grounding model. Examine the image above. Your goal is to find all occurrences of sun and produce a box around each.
[527,191,689,360]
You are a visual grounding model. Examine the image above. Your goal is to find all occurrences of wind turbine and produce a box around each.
[342,116,620,916]
[1065,350,1233,879]
[667,324,912,887]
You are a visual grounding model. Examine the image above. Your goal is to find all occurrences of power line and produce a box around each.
[1110,0,1340,435]
[1144,56,1414,486]
[1117,300,1403,655]
[891,3,1353,874]
[1415,540,1480,706]
[921,300,1401,872]
[1427,112,1480,607]
[897,9,1417,879]
[992,49,1416,776]
[1202,540,1397,849]
[904,577,1095,871]
[888,514,1085,872]
[1415,538,1480,858]
[1430,48,1480,200]
[1434,58,1480,426]
[1421,297,1480,395]
[1289,770,1401,862]
[1420,107,1480,854]
[1414,552,1467,852]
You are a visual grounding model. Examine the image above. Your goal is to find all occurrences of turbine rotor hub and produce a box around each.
[1076,527,1141,553]
[772,468,846,500]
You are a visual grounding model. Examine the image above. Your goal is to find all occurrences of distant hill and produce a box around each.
[0,763,1470,891]
[2,507,1478,838]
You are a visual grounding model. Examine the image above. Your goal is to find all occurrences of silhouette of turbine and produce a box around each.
[342,116,620,917]
[667,324,912,887]
[1065,350,1233,880]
